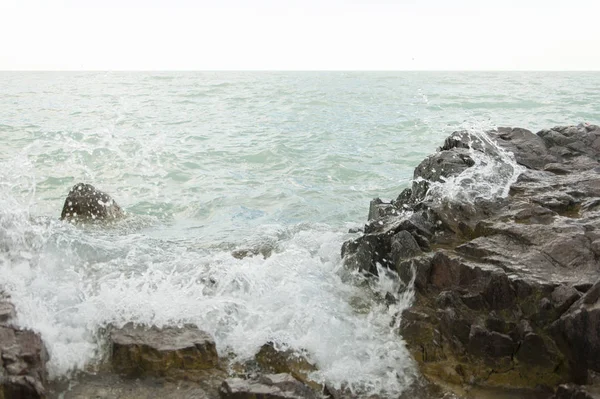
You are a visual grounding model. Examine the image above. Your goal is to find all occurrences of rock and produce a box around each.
[110,323,219,378]
[50,370,226,399]
[368,198,400,221]
[60,182,124,221]
[410,147,475,202]
[515,332,554,367]
[390,230,422,265]
[0,325,49,399]
[467,325,515,360]
[551,279,600,383]
[551,285,582,315]
[494,127,556,170]
[482,271,516,310]
[232,245,273,260]
[254,343,320,392]
[342,124,600,392]
[0,294,15,326]
[552,383,600,399]
[219,373,319,399]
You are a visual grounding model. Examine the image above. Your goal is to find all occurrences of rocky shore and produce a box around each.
[2,124,600,398]
[343,123,600,398]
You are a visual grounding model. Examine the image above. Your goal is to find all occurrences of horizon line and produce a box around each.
[1,69,599,73]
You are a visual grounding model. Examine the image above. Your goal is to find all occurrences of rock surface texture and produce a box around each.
[342,124,600,393]
[220,373,319,399]
[110,323,220,377]
[60,182,124,221]
[0,294,49,399]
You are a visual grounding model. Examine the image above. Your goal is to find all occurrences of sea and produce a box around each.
[0,71,598,396]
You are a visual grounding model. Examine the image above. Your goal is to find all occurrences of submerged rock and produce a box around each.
[110,323,220,378]
[60,182,124,222]
[342,124,600,392]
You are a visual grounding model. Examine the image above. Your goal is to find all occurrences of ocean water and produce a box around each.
[0,72,598,396]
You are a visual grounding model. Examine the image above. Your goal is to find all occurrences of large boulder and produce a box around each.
[60,183,124,222]
[342,124,600,392]
[110,323,220,378]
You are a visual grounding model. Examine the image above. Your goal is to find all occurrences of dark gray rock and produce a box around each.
[61,183,124,222]
[552,279,600,382]
[467,325,516,359]
[390,230,422,264]
[0,325,49,398]
[552,285,582,315]
[342,124,600,390]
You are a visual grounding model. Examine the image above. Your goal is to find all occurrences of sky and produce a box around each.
[0,0,599,70]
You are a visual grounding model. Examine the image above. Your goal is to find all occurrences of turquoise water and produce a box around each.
[0,72,598,395]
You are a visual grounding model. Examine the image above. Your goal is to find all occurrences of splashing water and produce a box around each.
[2,71,595,397]
[0,163,417,397]
[424,122,525,204]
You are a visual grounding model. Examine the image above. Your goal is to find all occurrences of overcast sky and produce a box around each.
[1,0,598,70]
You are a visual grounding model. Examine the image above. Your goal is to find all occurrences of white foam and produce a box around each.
[424,122,524,204]
[0,194,416,396]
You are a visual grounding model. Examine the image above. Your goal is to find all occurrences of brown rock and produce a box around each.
[255,343,320,392]
[110,323,219,378]
[219,374,318,399]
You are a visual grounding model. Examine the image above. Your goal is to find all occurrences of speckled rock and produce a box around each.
[60,182,124,221]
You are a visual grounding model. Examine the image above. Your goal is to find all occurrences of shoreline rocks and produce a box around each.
[0,294,49,399]
[342,123,600,395]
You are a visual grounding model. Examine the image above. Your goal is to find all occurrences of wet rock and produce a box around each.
[232,245,273,260]
[515,332,554,366]
[60,182,124,222]
[551,279,600,382]
[551,285,582,315]
[110,323,219,378]
[0,325,49,399]
[494,127,556,170]
[343,124,600,391]
[390,230,422,264]
[51,370,226,399]
[368,198,400,221]
[482,271,516,310]
[219,373,318,399]
[552,383,600,399]
[410,148,475,202]
[254,343,319,392]
[0,294,15,326]
[467,325,515,359]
